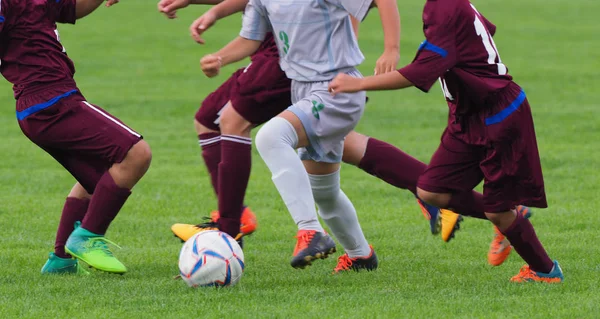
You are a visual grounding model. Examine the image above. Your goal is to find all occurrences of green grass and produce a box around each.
[1,0,599,318]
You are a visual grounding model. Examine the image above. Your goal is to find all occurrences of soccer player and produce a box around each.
[0,0,152,275]
[328,0,564,282]
[197,0,405,271]
[159,0,466,272]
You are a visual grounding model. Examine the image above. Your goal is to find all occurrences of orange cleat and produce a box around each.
[171,207,257,242]
[333,246,378,274]
[290,230,336,269]
[487,205,532,266]
[510,261,564,283]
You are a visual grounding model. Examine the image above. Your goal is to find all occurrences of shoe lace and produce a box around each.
[515,265,535,280]
[333,254,354,272]
[86,237,121,257]
[195,216,219,229]
[294,231,315,254]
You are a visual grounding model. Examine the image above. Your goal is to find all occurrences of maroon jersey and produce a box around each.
[252,32,279,59]
[0,0,77,99]
[399,0,515,117]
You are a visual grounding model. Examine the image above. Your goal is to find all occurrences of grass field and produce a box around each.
[1,0,599,318]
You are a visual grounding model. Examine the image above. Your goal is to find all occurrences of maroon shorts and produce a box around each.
[418,84,547,213]
[17,85,142,194]
[195,54,291,130]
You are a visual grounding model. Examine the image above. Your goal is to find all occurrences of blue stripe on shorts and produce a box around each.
[485,90,526,126]
[16,90,78,120]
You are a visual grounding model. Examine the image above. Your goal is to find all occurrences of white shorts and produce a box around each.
[288,69,366,163]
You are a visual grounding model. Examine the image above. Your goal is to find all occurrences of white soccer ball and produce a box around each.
[178,230,245,288]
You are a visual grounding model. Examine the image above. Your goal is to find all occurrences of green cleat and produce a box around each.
[65,227,127,274]
[41,252,90,275]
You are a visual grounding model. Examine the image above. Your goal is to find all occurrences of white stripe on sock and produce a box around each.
[82,101,141,138]
[221,135,252,145]
[198,136,221,146]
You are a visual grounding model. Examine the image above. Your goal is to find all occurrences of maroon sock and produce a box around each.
[217,135,252,237]
[55,197,90,258]
[501,211,554,273]
[358,138,426,195]
[82,172,131,235]
[199,132,222,195]
[447,191,488,220]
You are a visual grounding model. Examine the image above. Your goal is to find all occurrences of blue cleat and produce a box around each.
[417,198,441,234]
[41,252,89,275]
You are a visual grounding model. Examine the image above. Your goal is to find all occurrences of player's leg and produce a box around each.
[195,119,221,196]
[303,159,376,273]
[415,132,489,221]
[41,182,91,274]
[211,57,292,242]
[342,131,462,241]
[213,104,254,240]
[170,105,222,241]
[20,92,151,274]
[256,78,374,270]
[256,112,337,268]
[66,136,151,274]
[482,97,561,282]
[194,74,240,196]
[171,69,258,243]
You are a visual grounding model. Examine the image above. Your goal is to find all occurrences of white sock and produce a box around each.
[309,170,371,257]
[255,117,324,232]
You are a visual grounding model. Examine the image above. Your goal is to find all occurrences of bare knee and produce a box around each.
[416,188,451,208]
[194,119,218,136]
[68,183,92,199]
[342,131,369,166]
[220,103,253,137]
[485,210,516,231]
[123,140,152,173]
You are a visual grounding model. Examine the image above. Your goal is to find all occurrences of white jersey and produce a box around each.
[240,0,372,82]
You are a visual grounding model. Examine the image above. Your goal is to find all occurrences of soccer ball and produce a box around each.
[178,230,245,288]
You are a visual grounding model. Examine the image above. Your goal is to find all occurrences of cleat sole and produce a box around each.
[292,247,337,269]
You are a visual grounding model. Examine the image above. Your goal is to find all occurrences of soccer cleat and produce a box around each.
[333,246,378,274]
[171,207,257,242]
[171,222,218,242]
[488,205,532,266]
[417,198,441,235]
[440,209,463,242]
[290,230,336,269]
[41,252,89,275]
[510,261,564,283]
[65,227,127,274]
[212,207,257,236]
[417,198,462,242]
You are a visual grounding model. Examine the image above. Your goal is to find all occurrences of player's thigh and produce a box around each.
[20,95,142,182]
[195,69,245,131]
[42,146,107,194]
[288,74,366,164]
[341,131,369,166]
[229,56,292,126]
[418,130,485,194]
[481,99,547,212]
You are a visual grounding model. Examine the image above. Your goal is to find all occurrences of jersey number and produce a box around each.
[471,5,506,75]
[279,31,290,55]
[54,29,67,53]
[440,5,508,101]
